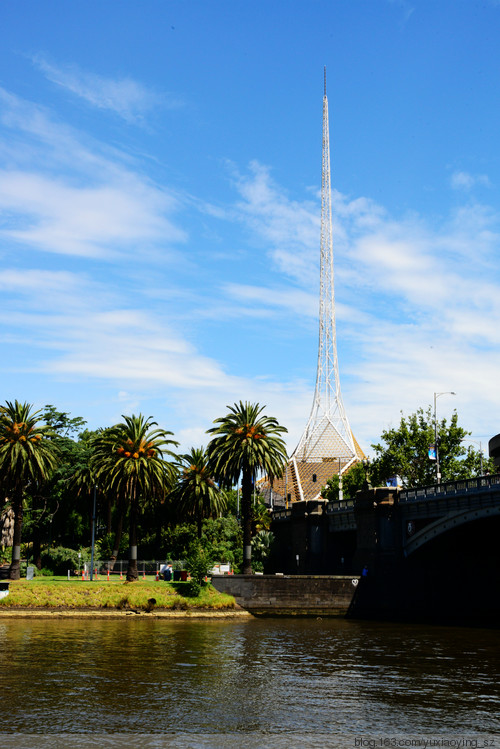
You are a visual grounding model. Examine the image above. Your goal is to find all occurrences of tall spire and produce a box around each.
[289,69,362,501]
[258,71,363,507]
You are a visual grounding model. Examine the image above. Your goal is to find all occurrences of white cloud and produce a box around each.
[0,89,186,258]
[450,171,492,191]
[32,56,178,123]
[229,161,500,453]
[233,161,320,287]
[1,78,500,458]
[0,170,184,258]
[224,283,318,319]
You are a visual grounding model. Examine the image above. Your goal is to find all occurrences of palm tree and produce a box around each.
[206,401,288,574]
[172,447,227,538]
[91,414,178,581]
[0,400,59,580]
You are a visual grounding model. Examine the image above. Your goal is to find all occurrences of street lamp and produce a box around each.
[433,391,456,485]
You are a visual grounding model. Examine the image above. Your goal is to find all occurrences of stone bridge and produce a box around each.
[269,475,500,624]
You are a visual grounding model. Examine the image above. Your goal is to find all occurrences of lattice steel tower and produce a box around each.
[287,69,364,502]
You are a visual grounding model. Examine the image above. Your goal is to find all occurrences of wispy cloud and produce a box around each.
[0,88,186,258]
[231,161,320,287]
[224,283,318,319]
[1,79,500,455]
[450,170,492,191]
[0,265,312,451]
[32,56,179,123]
[230,161,500,449]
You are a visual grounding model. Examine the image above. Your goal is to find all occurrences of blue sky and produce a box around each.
[1,0,500,456]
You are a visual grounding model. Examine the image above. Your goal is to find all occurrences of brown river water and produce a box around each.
[0,617,498,748]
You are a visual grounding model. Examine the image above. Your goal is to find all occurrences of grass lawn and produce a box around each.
[0,577,236,611]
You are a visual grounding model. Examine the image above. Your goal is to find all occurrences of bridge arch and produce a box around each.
[404,504,500,556]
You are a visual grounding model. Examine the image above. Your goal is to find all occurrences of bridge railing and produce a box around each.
[272,508,292,520]
[400,473,500,502]
[272,499,355,519]
[326,499,355,513]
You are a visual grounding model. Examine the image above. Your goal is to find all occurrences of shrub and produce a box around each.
[41,546,82,575]
[183,580,201,597]
[186,543,213,585]
[251,530,275,572]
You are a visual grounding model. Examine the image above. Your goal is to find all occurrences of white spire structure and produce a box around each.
[286,69,364,503]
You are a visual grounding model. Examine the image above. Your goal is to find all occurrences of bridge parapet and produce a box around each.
[401,473,500,502]
[327,499,355,513]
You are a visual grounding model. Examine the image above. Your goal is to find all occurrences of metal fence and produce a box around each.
[78,560,182,578]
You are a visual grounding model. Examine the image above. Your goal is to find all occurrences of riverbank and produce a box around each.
[0,578,242,617]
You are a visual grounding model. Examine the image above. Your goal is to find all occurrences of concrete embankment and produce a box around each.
[211,574,360,616]
[0,608,251,619]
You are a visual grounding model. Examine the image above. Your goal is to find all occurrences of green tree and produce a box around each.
[172,447,227,538]
[42,405,87,438]
[252,496,272,534]
[66,430,101,553]
[251,529,274,572]
[206,401,288,574]
[370,407,491,488]
[201,516,242,571]
[91,414,178,581]
[39,421,95,556]
[184,541,213,595]
[321,460,366,501]
[0,401,59,579]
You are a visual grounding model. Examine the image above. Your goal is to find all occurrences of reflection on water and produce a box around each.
[0,617,499,739]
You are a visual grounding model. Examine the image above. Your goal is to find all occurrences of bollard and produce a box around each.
[107,569,110,582]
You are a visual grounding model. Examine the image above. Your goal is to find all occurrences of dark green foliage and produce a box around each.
[252,497,271,534]
[91,414,178,581]
[41,546,85,575]
[322,461,367,501]
[95,532,128,560]
[171,447,227,537]
[251,530,274,572]
[0,400,60,579]
[223,488,240,517]
[185,542,213,594]
[201,516,242,571]
[162,523,198,560]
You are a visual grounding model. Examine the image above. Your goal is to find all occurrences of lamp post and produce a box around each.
[433,391,456,485]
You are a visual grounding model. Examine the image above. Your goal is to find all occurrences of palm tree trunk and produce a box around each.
[242,468,253,574]
[127,487,139,582]
[9,489,23,580]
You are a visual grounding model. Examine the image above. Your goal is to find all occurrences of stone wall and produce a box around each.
[211,574,359,616]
